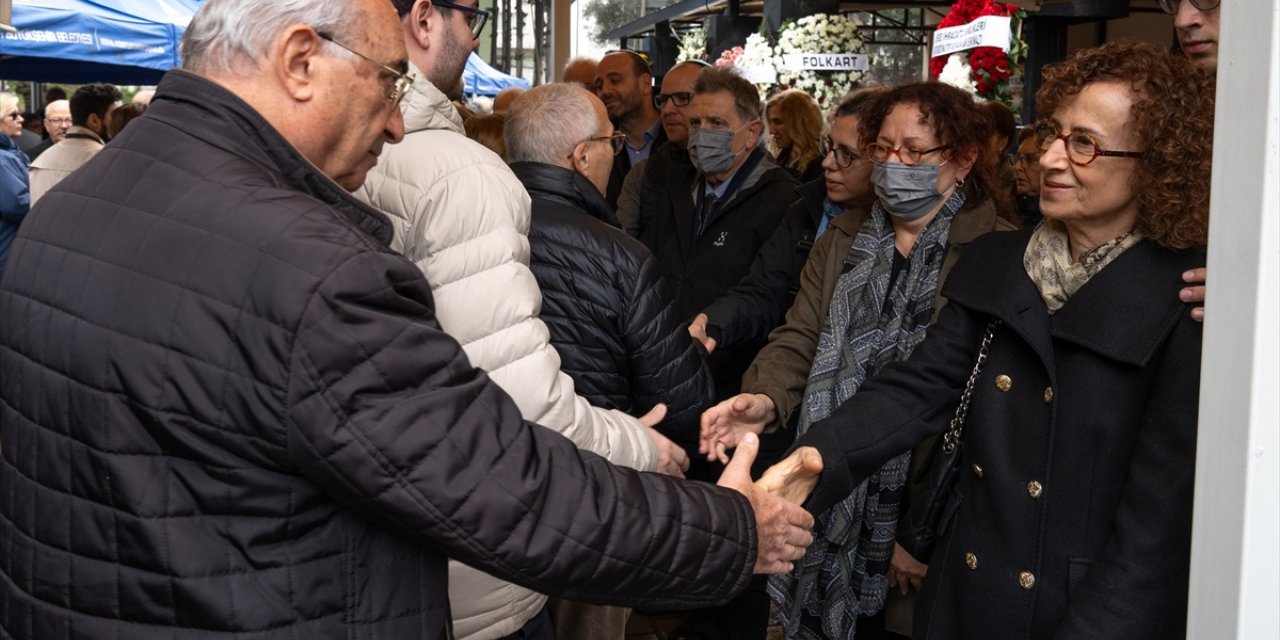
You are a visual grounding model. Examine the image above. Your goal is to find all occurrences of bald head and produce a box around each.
[44,99,71,143]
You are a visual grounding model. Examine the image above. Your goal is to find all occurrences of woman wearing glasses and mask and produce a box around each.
[0,92,31,279]
[701,81,1013,639]
[762,41,1214,639]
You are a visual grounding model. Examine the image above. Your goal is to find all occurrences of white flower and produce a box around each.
[938,52,978,97]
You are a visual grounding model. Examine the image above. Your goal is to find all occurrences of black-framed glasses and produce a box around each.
[4,112,20,121]
[654,92,692,109]
[818,135,862,169]
[434,0,490,40]
[316,31,413,107]
[865,142,948,166]
[1157,0,1220,15]
[566,131,627,159]
[1033,121,1144,166]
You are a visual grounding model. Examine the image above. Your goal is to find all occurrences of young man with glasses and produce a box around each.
[615,59,707,237]
[359,4,701,638]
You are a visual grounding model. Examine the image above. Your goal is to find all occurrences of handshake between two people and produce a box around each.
[704,393,826,574]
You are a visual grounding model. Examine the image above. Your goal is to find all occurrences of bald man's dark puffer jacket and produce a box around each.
[511,162,714,450]
[0,70,755,640]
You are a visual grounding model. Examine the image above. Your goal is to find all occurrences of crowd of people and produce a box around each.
[0,1,1224,640]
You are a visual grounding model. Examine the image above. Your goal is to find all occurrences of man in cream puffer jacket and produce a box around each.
[357,3,690,638]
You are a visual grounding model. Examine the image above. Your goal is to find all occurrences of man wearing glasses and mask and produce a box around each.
[359,3,701,636]
[0,1,818,639]
[506,80,716,640]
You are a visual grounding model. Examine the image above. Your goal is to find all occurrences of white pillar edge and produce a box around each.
[549,0,572,83]
[1187,1,1280,639]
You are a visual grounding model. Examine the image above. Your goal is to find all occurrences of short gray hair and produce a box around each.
[505,83,601,166]
[0,93,20,118]
[181,0,356,75]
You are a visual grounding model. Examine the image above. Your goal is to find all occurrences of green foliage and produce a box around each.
[584,0,642,46]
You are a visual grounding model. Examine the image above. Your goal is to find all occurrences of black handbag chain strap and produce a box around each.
[942,319,1001,455]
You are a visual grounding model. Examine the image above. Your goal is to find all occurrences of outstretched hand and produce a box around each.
[757,446,824,508]
[716,433,814,574]
[699,393,776,463]
[688,313,717,354]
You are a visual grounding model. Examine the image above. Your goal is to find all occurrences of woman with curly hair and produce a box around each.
[702,81,1015,639]
[767,89,826,182]
[724,40,1215,639]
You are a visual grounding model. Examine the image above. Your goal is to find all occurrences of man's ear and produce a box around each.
[408,0,436,50]
[639,72,654,96]
[568,141,592,178]
[276,25,324,103]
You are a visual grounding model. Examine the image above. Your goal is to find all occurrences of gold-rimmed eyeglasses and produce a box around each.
[433,0,490,40]
[315,30,413,107]
[1157,0,1220,15]
[567,131,627,159]
[818,135,862,169]
[1032,121,1144,166]
[865,142,948,166]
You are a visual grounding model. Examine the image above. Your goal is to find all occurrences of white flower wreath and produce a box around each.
[773,14,867,108]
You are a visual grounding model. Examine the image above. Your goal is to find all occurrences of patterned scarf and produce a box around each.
[769,189,966,639]
[1023,220,1142,313]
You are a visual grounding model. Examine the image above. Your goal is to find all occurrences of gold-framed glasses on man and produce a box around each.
[433,0,490,40]
[818,135,861,169]
[316,30,413,107]
[1032,121,1144,166]
[865,142,948,166]
[567,132,627,159]
[1157,0,1220,15]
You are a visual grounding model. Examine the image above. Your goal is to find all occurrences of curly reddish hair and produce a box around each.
[1036,40,1214,249]
[858,82,994,203]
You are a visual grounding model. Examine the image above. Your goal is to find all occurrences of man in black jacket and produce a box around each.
[506,80,718,640]
[642,67,800,405]
[0,1,815,638]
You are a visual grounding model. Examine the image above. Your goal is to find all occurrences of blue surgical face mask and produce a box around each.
[871,160,951,221]
[688,121,754,175]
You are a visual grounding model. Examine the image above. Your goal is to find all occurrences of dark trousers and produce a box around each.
[496,607,555,640]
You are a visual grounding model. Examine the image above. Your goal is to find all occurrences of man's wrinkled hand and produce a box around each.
[699,393,776,463]
[688,313,717,354]
[757,446,823,507]
[1180,267,1205,322]
[646,425,689,478]
[716,433,814,574]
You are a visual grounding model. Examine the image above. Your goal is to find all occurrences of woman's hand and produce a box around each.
[887,542,928,595]
[699,393,777,463]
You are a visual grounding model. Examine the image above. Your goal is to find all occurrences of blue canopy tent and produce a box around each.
[0,0,202,85]
[462,52,528,97]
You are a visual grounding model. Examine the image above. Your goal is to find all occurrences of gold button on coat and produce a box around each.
[1027,481,1043,499]
[995,374,1012,392]
[1019,571,1036,590]
[972,463,984,478]
[965,553,978,570]
[1043,386,1054,404]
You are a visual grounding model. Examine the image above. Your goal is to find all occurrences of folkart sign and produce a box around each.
[931,15,1012,57]
[781,53,869,71]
